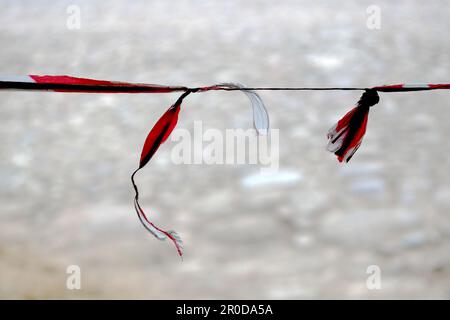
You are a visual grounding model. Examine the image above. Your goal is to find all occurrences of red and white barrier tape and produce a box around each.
[1,75,449,257]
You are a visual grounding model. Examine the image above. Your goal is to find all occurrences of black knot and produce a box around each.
[188,88,200,93]
[358,88,380,108]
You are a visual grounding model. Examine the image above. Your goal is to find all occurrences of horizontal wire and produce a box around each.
[214,87,369,91]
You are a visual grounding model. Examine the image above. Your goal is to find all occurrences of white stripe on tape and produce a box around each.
[0,75,34,83]
[402,83,430,89]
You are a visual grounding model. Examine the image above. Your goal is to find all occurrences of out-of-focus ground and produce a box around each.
[1,0,449,299]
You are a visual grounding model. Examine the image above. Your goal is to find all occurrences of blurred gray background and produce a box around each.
[0,0,449,299]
